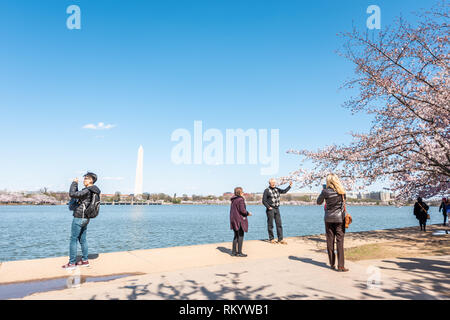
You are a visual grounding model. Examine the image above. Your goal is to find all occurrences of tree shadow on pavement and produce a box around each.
[99,270,308,300]
[354,256,450,299]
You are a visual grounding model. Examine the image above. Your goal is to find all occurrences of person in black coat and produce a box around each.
[317,173,348,272]
[439,198,448,226]
[414,197,429,232]
[62,172,101,269]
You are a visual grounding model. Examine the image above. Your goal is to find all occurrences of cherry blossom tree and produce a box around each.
[283,3,449,200]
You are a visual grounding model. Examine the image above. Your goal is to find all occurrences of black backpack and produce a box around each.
[84,191,101,218]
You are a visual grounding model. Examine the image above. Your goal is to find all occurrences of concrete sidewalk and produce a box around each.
[20,253,450,300]
[0,238,313,285]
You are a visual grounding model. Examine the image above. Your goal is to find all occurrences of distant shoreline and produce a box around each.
[1,191,442,207]
[0,202,428,207]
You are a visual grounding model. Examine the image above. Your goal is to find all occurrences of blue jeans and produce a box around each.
[69,217,90,264]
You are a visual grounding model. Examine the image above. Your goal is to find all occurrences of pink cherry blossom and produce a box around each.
[284,4,449,200]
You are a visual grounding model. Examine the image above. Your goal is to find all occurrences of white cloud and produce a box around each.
[82,122,116,130]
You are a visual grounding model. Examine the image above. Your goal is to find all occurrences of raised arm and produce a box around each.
[317,190,325,205]
[278,185,291,194]
[69,181,90,199]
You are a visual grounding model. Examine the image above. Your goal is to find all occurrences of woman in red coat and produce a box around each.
[230,187,252,257]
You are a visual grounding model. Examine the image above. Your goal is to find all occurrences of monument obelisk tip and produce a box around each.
[134,145,144,197]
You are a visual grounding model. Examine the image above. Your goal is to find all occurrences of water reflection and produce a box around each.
[129,205,148,247]
[0,273,138,300]
[130,206,145,221]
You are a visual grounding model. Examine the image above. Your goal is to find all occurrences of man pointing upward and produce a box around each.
[262,179,292,244]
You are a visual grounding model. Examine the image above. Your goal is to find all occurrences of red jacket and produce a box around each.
[230,196,249,232]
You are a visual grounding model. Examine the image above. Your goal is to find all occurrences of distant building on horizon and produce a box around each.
[353,191,394,201]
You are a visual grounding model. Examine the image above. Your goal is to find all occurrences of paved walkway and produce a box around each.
[19,253,450,300]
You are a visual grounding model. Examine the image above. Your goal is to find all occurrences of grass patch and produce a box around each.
[345,243,392,261]
[345,238,450,261]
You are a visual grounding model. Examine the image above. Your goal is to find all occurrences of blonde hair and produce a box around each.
[234,187,243,196]
[326,174,346,195]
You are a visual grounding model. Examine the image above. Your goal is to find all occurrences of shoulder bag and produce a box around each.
[342,194,353,228]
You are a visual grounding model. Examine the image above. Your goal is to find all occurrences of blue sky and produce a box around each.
[0,0,430,195]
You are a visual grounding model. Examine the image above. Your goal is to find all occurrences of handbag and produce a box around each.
[417,202,430,220]
[342,194,352,228]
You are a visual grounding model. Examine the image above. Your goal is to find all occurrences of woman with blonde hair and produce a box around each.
[316,173,349,272]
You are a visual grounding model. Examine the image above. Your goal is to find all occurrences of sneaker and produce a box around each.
[237,253,248,257]
[337,267,349,272]
[76,260,90,267]
[269,239,277,244]
[61,263,76,270]
[278,240,288,245]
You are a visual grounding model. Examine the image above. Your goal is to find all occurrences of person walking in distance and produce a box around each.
[262,179,292,244]
[229,187,252,257]
[414,197,429,232]
[439,198,448,226]
[316,173,349,272]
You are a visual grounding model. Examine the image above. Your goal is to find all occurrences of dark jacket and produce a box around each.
[262,185,291,209]
[414,201,429,221]
[230,196,249,232]
[317,188,346,223]
[439,201,448,214]
[69,181,101,218]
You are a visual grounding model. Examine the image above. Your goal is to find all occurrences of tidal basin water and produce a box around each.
[0,204,444,262]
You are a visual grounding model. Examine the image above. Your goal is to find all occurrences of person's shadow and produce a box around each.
[76,253,99,260]
[288,256,330,269]
[216,246,234,256]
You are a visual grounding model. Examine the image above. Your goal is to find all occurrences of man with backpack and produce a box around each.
[62,172,101,269]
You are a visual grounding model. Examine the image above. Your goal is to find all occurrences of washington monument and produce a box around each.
[134,145,144,196]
